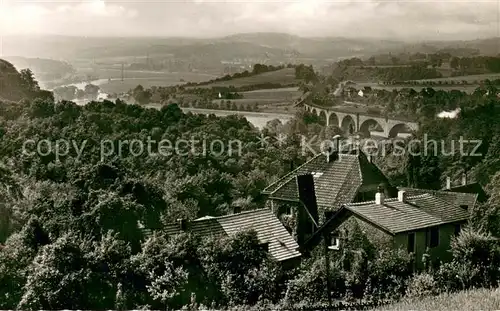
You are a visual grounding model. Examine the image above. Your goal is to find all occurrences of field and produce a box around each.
[356,82,481,94]
[74,67,219,94]
[99,78,184,94]
[371,287,500,311]
[216,87,301,113]
[412,73,500,83]
[241,87,302,100]
[192,68,301,88]
[67,67,301,94]
[355,73,500,93]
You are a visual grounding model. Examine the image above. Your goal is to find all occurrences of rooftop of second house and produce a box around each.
[262,151,393,210]
[398,187,479,210]
[343,193,470,234]
[161,208,301,262]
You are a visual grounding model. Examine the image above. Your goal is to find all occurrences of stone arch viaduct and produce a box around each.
[303,102,420,138]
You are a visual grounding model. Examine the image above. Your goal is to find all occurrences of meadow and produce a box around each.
[193,68,301,88]
[76,67,219,93]
[212,87,301,113]
[241,87,302,100]
[371,287,500,311]
[356,72,500,93]
[413,72,500,83]
[356,82,481,94]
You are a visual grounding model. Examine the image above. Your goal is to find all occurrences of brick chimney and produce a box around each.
[398,190,407,203]
[375,185,385,205]
[325,135,341,163]
[233,205,242,214]
[296,174,319,247]
[178,218,188,231]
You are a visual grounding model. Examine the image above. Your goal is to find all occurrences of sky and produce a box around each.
[0,0,499,40]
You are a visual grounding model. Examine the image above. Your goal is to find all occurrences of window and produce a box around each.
[460,205,468,210]
[428,227,439,248]
[407,233,415,253]
[285,206,292,215]
[328,232,340,250]
[260,243,269,253]
[454,224,461,236]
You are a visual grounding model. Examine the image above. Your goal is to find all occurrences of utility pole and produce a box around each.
[324,231,333,308]
[121,63,124,82]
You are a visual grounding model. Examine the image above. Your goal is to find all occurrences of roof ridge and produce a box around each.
[407,193,433,200]
[194,208,270,222]
[262,153,324,194]
[399,186,478,198]
[264,152,361,195]
[346,193,433,206]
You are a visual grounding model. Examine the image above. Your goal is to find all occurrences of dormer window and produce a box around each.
[328,236,340,250]
[311,172,324,178]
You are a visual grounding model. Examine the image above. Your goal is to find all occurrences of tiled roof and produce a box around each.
[263,151,391,210]
[301,192,472,251]
[447,183,488,203]
[344,194,470,234]
[163,209,301,262]
[399,187,478,209]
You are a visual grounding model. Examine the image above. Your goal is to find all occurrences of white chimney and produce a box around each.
[375,192,385,205]
[398,190,407,202]
[446,176,451,190]
[462,173,467,186]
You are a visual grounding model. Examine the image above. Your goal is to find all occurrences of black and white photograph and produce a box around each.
[0,0,499,310]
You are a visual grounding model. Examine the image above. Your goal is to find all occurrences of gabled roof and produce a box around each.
[344,194,469,234]
[263,151,392,210]
[163,209,301,262]
[301,193,470,251]
[447,183,488,203]
[398,187,478,209]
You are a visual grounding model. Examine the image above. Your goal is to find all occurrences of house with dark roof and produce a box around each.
[443,174,489,203]
[161,208,302,267]
[262,150,397,247]
[398,187,479,211]
[303,189,470,270]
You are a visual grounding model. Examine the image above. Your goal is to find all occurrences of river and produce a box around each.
[152,106,293,129]
[183,108,292,129]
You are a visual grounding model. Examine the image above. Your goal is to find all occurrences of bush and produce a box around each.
[449,228,500,288]
[434,261,482,292]
[283,257,345,305]
[431,228,500,293]
[364,248,413,301]
[406,273,439,298]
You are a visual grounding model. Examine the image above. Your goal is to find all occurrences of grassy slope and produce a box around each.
[87,68,300,94]
[372,288,500,311]
[412,73,500,82]
[92,69,219,94]
[193,68,300,88]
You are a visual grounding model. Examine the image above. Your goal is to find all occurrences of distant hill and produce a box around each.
[2,56,76,83]
[0,59,53,102]
[3,33,498,71]
[0,59,28,101]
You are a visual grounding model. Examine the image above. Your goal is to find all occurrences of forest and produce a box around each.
[2,64,500,309]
